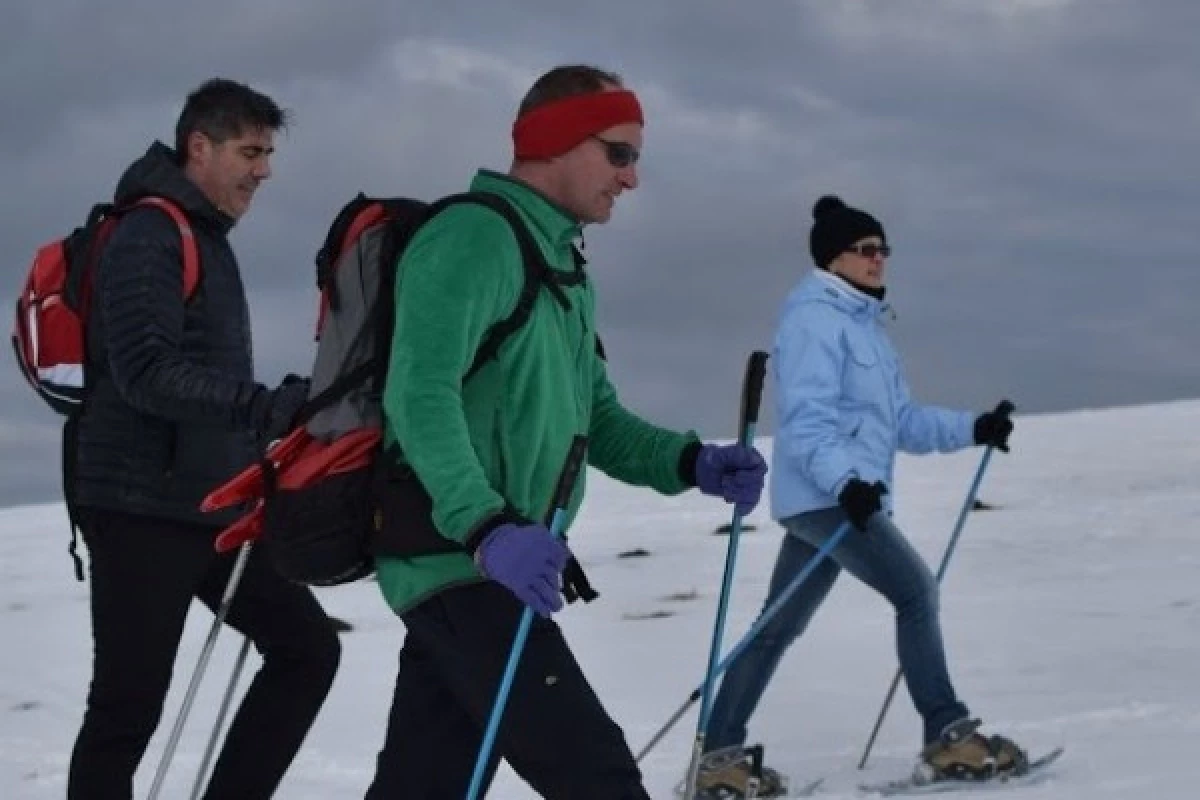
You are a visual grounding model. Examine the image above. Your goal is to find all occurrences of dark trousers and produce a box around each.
[68,508,342,800]
[365,582,651,800]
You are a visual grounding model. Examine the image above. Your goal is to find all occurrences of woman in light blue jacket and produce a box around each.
[695,196,1023,797]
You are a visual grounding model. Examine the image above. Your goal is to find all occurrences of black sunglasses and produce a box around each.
[846,242,891,259]
[591,135,640,168]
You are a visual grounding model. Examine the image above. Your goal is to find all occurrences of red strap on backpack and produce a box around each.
[133,196,201,299]
[314,201,391,337]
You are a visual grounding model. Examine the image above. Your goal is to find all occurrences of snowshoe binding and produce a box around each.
[917,718,1030,784]
[678,744,789,799]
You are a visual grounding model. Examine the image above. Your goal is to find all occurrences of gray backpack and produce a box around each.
[203,190,597,601]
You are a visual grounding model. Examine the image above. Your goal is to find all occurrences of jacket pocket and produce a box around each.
[841,332,882,408]
[845,336,878,368]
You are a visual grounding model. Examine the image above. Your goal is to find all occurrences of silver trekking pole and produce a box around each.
[188,635,252,799]
[147,541,254,800]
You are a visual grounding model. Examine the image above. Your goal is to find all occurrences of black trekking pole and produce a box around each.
[465,434,589,800]
[856,423,1007,770]
[680,351,768,799]
[147,541,254,800]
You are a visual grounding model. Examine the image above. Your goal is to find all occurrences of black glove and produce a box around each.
[250,376,311,442]
[973,399,1015,453]
[837,478,888,532]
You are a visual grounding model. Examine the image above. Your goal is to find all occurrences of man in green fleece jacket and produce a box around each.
[364,65,768,800]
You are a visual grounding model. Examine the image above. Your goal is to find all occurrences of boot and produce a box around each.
[680,744,789,799]
[918,718,1030,783]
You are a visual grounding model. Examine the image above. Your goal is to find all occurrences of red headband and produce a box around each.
[512,89,644,160]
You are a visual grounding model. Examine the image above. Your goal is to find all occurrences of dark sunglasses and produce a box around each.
[591,135,640,168]
[846,242,891,259]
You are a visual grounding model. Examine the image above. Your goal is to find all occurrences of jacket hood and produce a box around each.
[113,141,234,233]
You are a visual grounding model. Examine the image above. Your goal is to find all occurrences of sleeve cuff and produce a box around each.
[463,505,529,555]
[677,440,704,488]
[831,470,859,498]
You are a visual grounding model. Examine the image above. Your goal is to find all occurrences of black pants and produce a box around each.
[68,508,342,800]
[365,582,651,800]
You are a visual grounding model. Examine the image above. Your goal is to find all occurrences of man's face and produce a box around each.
[830,235,890,289]
[186,127,274,220]
[557,120,641,225]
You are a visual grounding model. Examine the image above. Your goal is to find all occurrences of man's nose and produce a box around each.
[619,163,638,190]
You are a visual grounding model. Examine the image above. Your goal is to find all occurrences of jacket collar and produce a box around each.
[809,270,893,321]
[470,169,582,253]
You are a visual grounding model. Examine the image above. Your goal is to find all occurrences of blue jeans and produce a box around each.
[704,507,968,750]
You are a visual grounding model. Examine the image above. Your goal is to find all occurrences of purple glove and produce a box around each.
[475,522,570,617]
[694,443,768,515]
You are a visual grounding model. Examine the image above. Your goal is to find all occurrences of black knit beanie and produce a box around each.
[808,195,887,270]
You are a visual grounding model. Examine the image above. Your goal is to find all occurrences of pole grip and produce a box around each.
[737,350,769,441]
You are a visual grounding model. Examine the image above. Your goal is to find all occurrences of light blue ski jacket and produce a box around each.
[769,270,976,521]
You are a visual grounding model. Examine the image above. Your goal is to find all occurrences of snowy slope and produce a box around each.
[4,400,1200,798]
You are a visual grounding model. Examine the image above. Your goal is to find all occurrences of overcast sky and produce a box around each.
[1,0,1198,510]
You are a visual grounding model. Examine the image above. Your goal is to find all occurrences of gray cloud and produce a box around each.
[2,0,1199,508]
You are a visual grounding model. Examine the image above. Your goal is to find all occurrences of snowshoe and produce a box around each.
[917,718,1030,784]
[677,744,789,799]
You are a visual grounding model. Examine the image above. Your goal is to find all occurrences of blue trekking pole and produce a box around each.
[680,350,769,799]
[465,434,589,800]
[856,404,1012,770]
[638,519,851,764]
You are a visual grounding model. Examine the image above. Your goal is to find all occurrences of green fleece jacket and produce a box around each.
[376,169,700,614]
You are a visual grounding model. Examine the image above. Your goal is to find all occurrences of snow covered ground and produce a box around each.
[4,399,1200,798]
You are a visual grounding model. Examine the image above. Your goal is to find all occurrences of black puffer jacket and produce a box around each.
[74,142,271,527]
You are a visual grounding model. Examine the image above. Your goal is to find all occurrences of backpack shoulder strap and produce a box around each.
[419,191,570,382]
[124,196,202,301]
[61,202,118,312]
[429,191,547,264]
[458,192,587,291]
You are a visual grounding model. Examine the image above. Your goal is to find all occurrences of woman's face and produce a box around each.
[830,236,890,289]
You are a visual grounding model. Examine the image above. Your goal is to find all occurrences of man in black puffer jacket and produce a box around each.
[68,78,341,800]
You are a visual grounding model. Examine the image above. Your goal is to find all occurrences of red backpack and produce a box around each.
[12,196,201,416]
[12,196,202,579]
